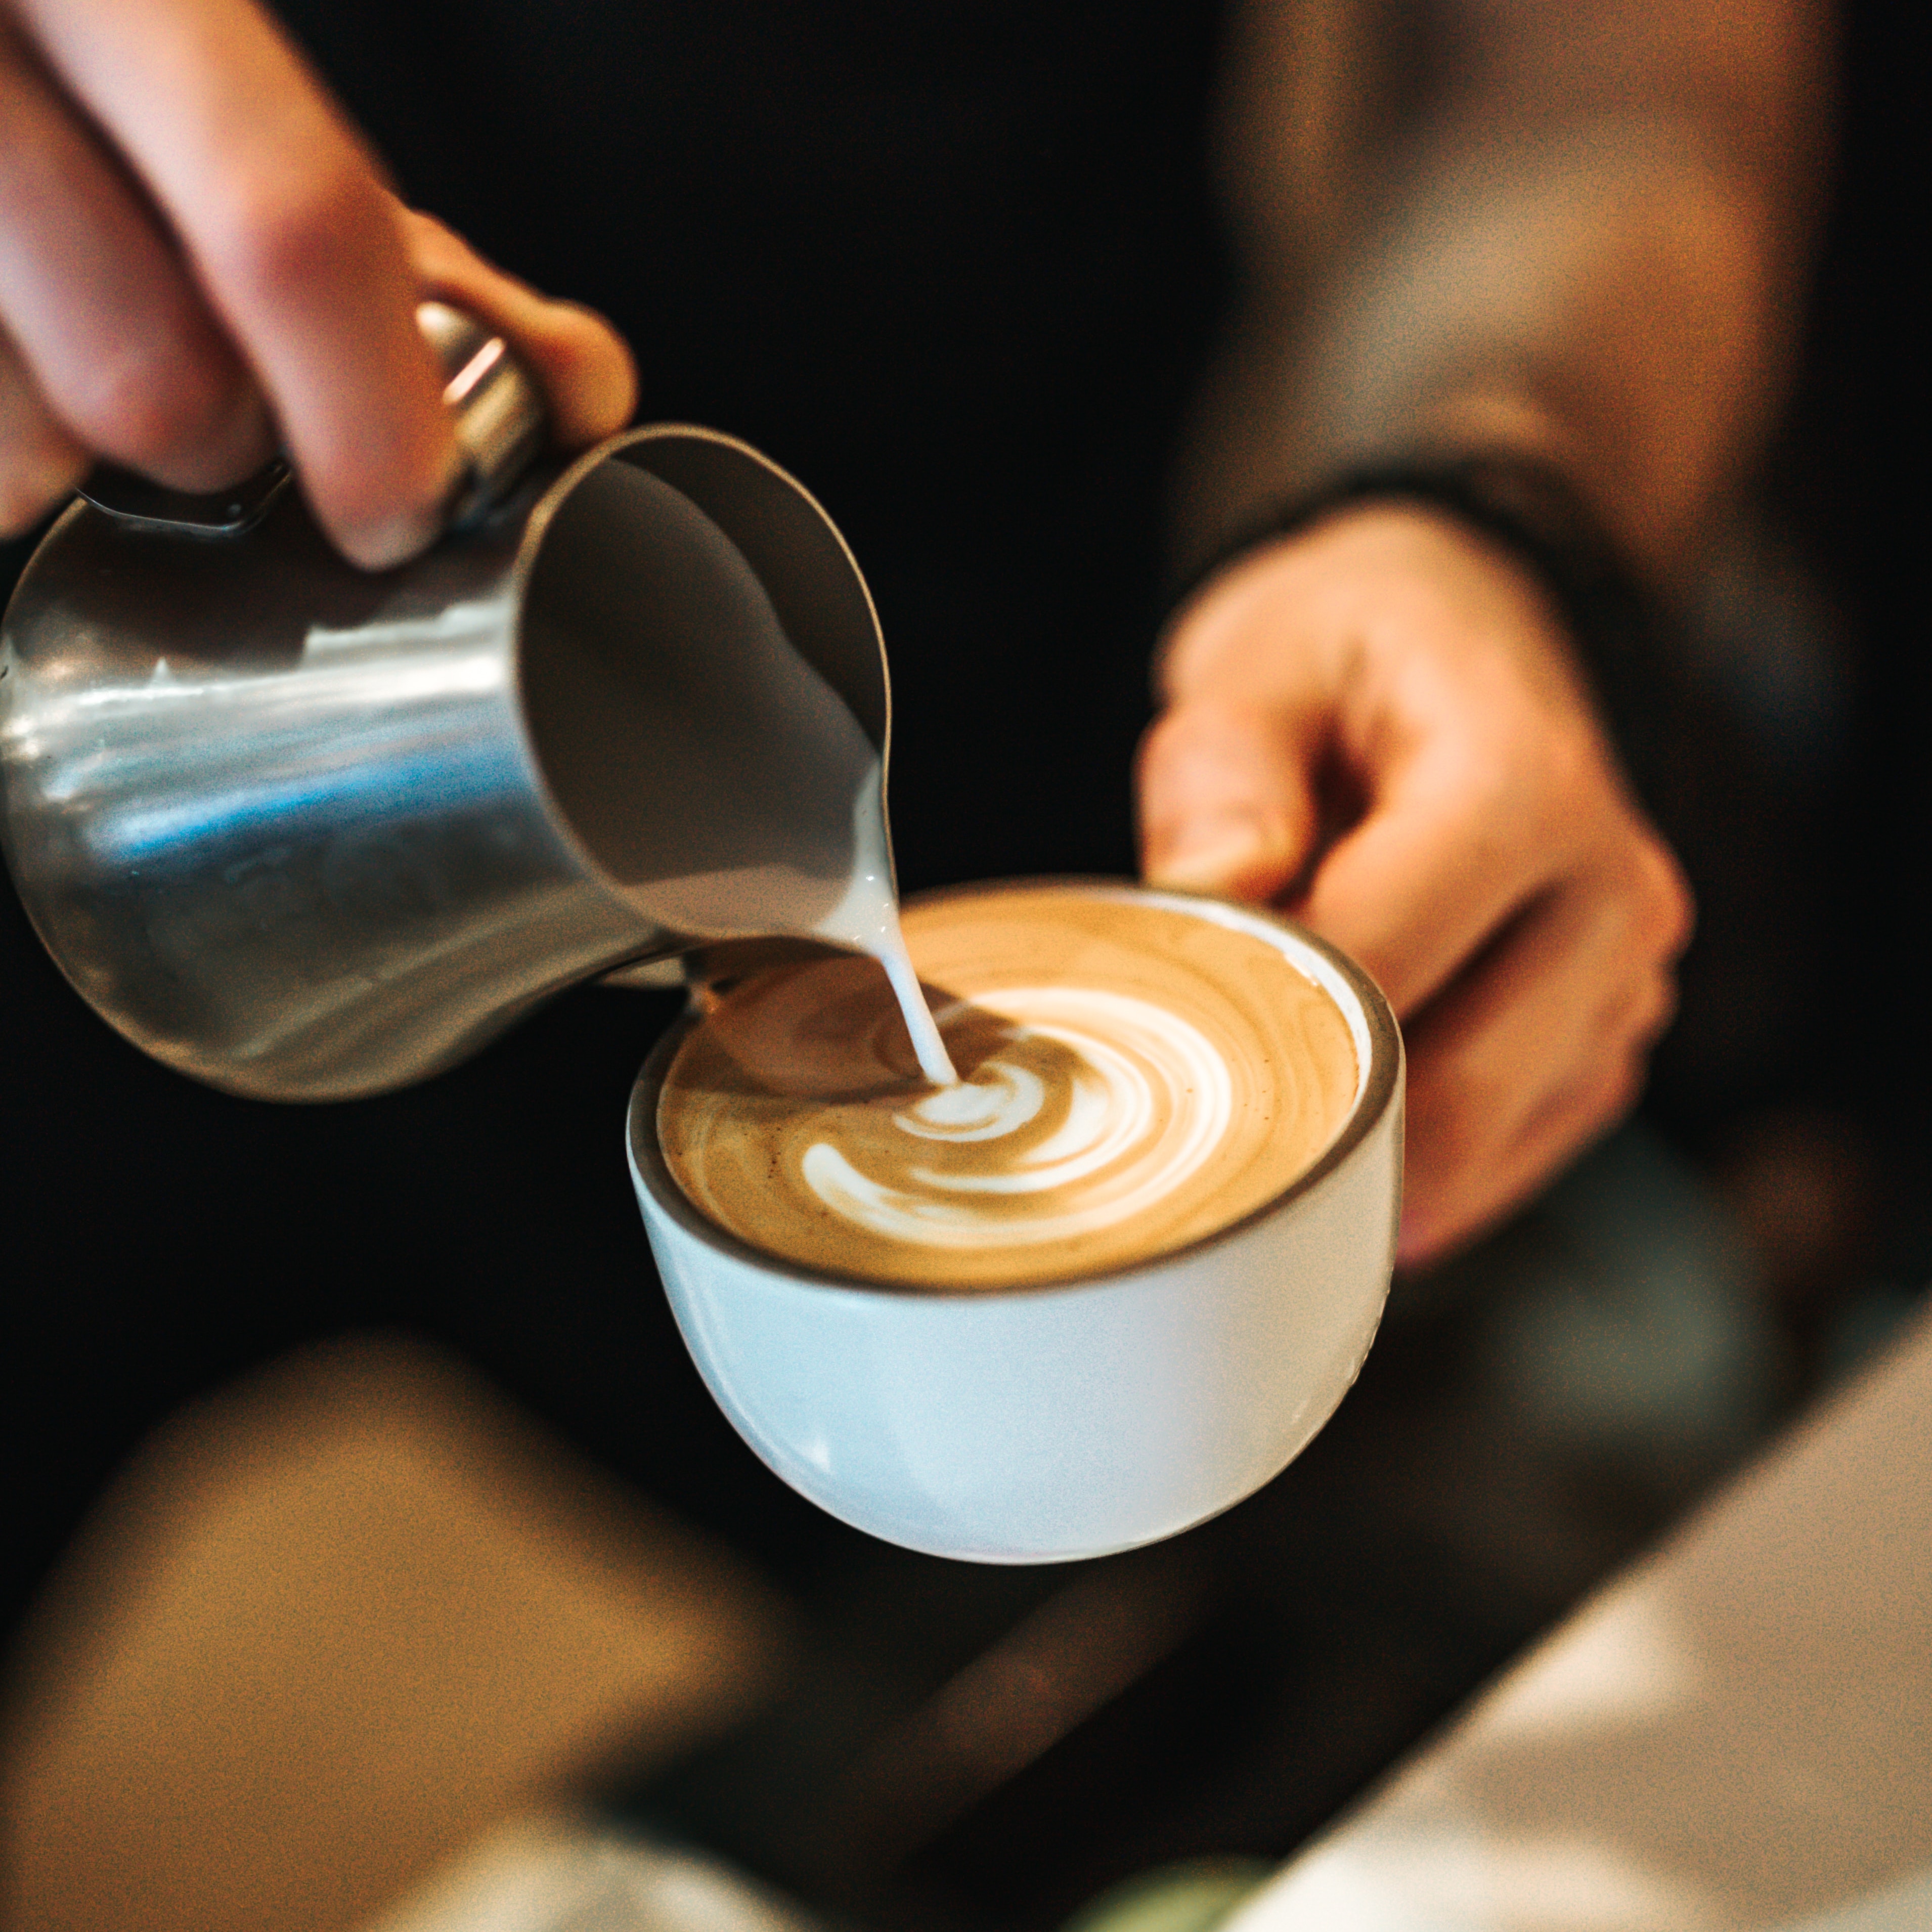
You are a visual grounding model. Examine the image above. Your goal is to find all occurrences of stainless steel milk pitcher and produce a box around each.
[0,307,893,1101]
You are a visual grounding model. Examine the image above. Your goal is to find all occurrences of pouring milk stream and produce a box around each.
[515,456,955,1087]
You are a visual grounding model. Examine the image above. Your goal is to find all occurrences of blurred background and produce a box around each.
[1,2,1922,1927]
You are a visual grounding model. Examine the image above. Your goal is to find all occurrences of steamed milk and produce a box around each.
[658,885,1359,1289]
[800,777,956,1088]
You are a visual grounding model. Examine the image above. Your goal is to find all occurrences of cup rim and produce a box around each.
[627,876,1402,1302]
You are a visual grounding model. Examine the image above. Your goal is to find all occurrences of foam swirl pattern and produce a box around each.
[800,987,1236,1251]
[658,887,1360,1290]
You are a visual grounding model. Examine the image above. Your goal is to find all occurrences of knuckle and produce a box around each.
[1589,968,1677,1083]
[399,204,467,276]
[1634,970,1681,1050]
[1629,835,1696,958]
[65,342,233,472]
[213,154,385,307]
[1430,708,1604,856]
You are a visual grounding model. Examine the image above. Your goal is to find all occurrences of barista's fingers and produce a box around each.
[1137,696,1322,902]
[0,323,85,535]
[1404,1045,1650,1270]
[0,21,270,490]
[1296,717,1589,1019]
[403,208,636,449]
[18,0,458,568]
[1396,844,1690,1264]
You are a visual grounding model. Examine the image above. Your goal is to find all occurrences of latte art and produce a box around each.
[657,887,1362,1290]
[802,988,1234,1251]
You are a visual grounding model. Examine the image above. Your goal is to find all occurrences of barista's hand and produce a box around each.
[1137,504,1693,1267]
[0,0,634,563]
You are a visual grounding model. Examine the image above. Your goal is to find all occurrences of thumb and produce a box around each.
[1136,697,1319,902]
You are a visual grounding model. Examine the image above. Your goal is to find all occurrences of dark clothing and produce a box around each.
[2,4,1231,1630]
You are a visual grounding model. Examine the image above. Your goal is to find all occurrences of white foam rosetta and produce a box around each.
[799,987,1234,1249]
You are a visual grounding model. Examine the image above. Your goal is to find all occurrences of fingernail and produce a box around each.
[1146,814,1268,893]
[342,506,441,571]
[341,451,466,571]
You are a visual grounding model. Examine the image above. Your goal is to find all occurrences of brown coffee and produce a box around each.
[656,885,1359,1289]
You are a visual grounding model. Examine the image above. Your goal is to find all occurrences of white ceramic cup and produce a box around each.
[627,884,1403,1563]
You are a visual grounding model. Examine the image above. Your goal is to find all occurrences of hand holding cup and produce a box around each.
[1139,503,1694,1265]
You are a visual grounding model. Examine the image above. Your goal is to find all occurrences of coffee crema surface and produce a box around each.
[657,886,1359,1289]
